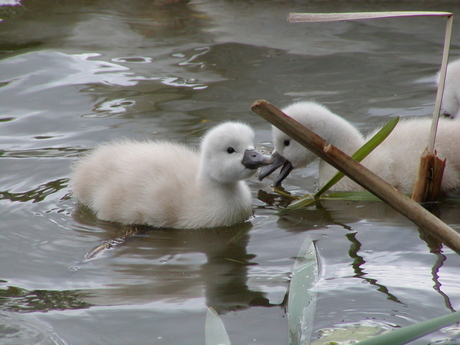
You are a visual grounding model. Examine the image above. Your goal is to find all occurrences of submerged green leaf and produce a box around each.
[311,324,384,345]
[288,237,318,345]
[354,310,460,345]
[280,117,399,214]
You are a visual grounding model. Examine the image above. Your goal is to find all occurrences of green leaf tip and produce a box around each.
[354,310,460,345]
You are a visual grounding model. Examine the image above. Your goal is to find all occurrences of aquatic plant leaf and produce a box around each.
[311,325,384,345]
[205,307,231,345]
[354,310,460,345]
[281,117,399,213]
[288,237,318,345]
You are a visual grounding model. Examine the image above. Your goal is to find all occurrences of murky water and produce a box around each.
[2,1,460,344]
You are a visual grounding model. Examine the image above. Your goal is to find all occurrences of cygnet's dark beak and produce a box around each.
[241,149,273,170]
[258,151,293,187]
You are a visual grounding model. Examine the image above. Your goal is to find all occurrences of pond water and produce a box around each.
[2,0,460,344]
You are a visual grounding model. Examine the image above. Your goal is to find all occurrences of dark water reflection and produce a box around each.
[2,0,460,344]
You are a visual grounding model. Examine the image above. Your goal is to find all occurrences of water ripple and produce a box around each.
[0,312,69,345]
[112,56,153,64]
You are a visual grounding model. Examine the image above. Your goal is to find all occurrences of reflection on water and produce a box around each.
[67,219,275,313]
[0,178,68,203]
[345,232,403,305]
[1,0,460,344]
[1,221,276,314]
[0,286,91,313]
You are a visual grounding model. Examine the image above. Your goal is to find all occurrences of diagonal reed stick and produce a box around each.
[251,99,460,253]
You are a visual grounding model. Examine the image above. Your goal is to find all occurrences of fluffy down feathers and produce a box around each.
[439,58,460,119]
[71,122,270,229]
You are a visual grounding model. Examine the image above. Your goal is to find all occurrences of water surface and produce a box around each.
[2,1,460,344]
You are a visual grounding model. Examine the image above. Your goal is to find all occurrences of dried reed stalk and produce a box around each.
[412,14,453,202]
[412,149,446,203]
[287,11,452,23]
[251,99,460,253]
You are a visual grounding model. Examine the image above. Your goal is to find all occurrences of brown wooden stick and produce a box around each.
[431,157,447,200]
[251,99,460,253]
[412,149,446,203]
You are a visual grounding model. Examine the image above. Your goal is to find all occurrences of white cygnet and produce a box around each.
[259,101,460,195]
[70,122,272,229]
[439,58,460,119]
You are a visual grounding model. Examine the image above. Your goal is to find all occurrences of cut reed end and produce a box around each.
[411,149,446,203]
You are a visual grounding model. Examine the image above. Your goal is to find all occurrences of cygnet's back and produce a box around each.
[71,122,270,229]
[367,118,460,194]
[439,58,460,118]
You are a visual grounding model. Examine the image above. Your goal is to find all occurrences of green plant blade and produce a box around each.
[322,191,381,201]
[205,307,231,345]
[281,117,399,214]
[278,192,383,215]
[354,310,460,345]
[288,237,318,345]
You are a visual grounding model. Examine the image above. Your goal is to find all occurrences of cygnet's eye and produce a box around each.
[226,147,236,154]
[283,139,290,147]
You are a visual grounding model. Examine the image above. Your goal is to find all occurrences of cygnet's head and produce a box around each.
[259,101,363,187]
[200,122,272,183]
[438,59,460,118]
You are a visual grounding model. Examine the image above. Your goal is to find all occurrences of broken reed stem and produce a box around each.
[287,11,452,23]
[251,99,460,253]
[428,14,453,153]
[411,151,447,203]
[412,14,452,201]
[412,150,446,203]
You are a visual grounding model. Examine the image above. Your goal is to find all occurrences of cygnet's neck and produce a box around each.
[317,115,366,184]
[197,164,242,192]
[324,116,365,154]
[196,164,251,213]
